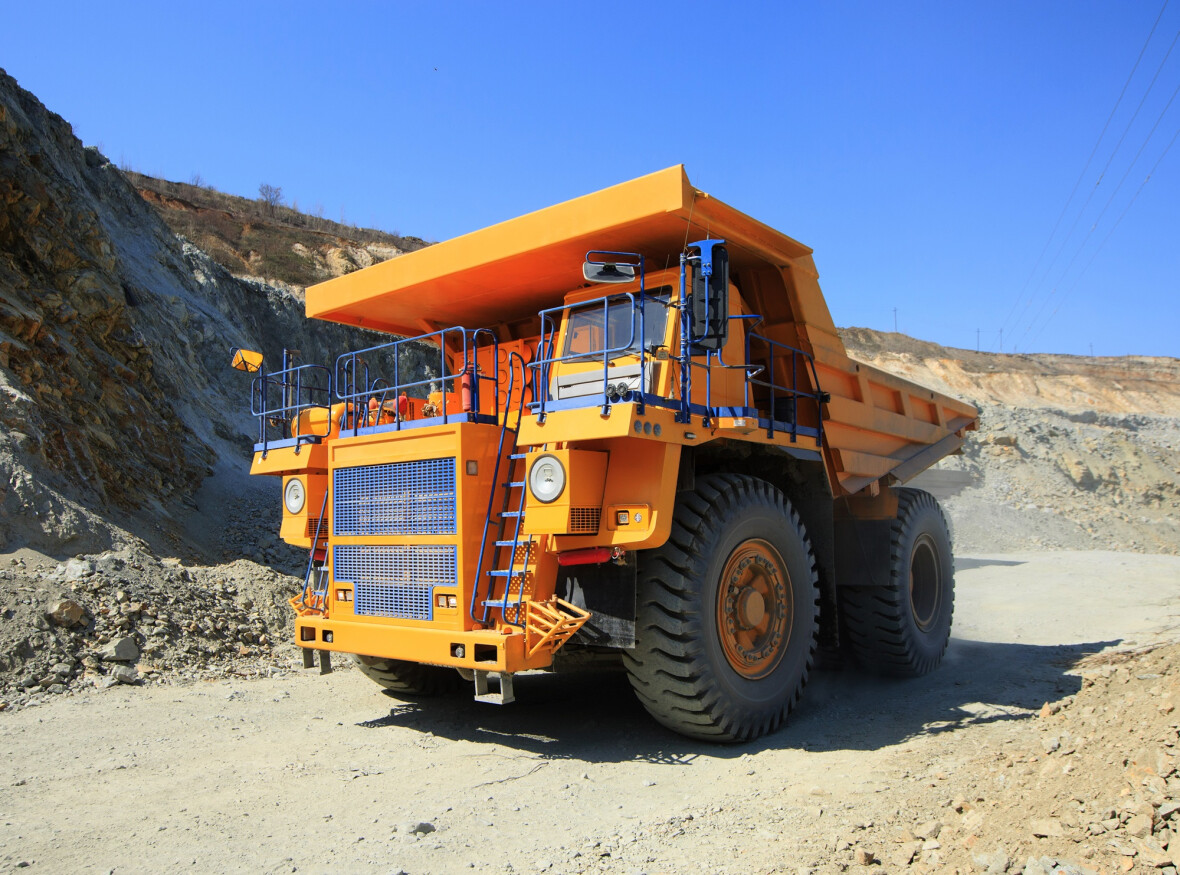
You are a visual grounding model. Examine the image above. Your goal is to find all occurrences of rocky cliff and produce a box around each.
[0,69,427,559]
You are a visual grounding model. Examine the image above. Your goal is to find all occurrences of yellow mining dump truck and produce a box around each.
[235,167,977,741]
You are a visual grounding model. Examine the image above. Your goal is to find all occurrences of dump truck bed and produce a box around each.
[307,166,977,497]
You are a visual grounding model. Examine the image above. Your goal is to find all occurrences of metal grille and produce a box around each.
[569,507,601,534]
[333,458,456,536]
[305,517,330,540]
[334,544,457,620]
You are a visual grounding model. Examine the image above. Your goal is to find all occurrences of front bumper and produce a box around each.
[294,615,553,673]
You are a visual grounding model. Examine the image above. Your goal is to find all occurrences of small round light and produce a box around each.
[528,454,566,504]
[284,478,306,514]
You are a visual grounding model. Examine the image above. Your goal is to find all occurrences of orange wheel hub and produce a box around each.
[716,539,792,679]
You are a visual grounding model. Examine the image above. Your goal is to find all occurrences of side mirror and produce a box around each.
[583,250,642,284]
[230,348,264,373]
[689,240,728,351]
[583,262,636,284]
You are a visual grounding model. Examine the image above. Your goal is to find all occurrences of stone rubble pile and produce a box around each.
[849,644,1180,874]
[0,547,304,710]
[573,643,1180,875]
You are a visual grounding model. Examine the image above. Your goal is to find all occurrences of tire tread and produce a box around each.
[353,656,464,696]
[623,474,819,742]
[840,488,955,677]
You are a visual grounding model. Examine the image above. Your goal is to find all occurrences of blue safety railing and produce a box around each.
[529,252,665,421]
[531,291,642,418]
[334,326,501,436]
[523,243,824,448]
[250,363,333,457]
[741,333,825,445]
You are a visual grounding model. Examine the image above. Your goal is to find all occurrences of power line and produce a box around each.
[1025,124,1180,350]
[1016,74,1180,352]
[1012,23,1180,352]
[997,0,1171,350]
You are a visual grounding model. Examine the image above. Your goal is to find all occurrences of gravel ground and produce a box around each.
[1,550,1178,875]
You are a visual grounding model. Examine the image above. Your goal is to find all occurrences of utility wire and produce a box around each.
[1011,22,1180,351]
[1016,75,1180,352]
[997,0,1171,350]
[1025,124,1180,350]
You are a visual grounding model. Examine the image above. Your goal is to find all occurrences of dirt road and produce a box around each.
[2,550,1179,874]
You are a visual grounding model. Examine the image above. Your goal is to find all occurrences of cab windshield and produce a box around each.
[562,287,671,360]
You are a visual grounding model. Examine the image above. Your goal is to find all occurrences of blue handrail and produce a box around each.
[250,363,332,457]
[741,332,825,445]
[334,326,500,435]
[529,291,668,419]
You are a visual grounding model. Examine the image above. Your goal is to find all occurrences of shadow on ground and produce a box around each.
[957,557,1027,571]
[352,636,1117,764]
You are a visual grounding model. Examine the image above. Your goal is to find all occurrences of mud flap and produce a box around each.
[559,562,637,648]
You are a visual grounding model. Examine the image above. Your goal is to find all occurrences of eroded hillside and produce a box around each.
[127,172,428,295]
[842,328,1180,555]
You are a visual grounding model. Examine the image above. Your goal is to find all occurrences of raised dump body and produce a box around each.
[240,166,978,741]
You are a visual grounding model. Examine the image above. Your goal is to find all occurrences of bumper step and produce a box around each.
[473,670,514,705]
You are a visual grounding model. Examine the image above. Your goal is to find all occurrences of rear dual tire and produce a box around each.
[840,488,955,677]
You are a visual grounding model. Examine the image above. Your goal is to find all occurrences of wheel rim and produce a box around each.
[909,533,941,631]
[716,539,792,679]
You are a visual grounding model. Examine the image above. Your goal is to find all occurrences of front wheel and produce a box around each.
[840,488,955,676]
[352,655,464,696]
[623,474,819,742]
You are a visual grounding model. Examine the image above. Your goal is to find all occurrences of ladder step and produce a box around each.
[504,481,525,488]
[501,511,523,518]
[487,569,516,578]
[509,453,526,460]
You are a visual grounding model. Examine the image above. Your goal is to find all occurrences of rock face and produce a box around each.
[0,68,431,555]
[0,72,206,547]
[841,328,1180,555]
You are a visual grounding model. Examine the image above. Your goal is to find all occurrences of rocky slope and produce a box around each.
[842,329,1180,556]
[0,68,431,561]
[127,172,428,296]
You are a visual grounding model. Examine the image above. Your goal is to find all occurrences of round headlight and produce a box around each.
[284,478,306,514]
[528,454,566,504]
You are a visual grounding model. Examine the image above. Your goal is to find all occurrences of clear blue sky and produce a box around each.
[3,1,1178,357]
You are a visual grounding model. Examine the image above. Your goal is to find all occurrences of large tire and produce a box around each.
[623,474,819,742]
[840,488,954,677]
[352,655,464,696]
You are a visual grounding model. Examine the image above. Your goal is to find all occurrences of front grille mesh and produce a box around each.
[334,544,457,620]
[333,458,456,536]
[569,507,601,534]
